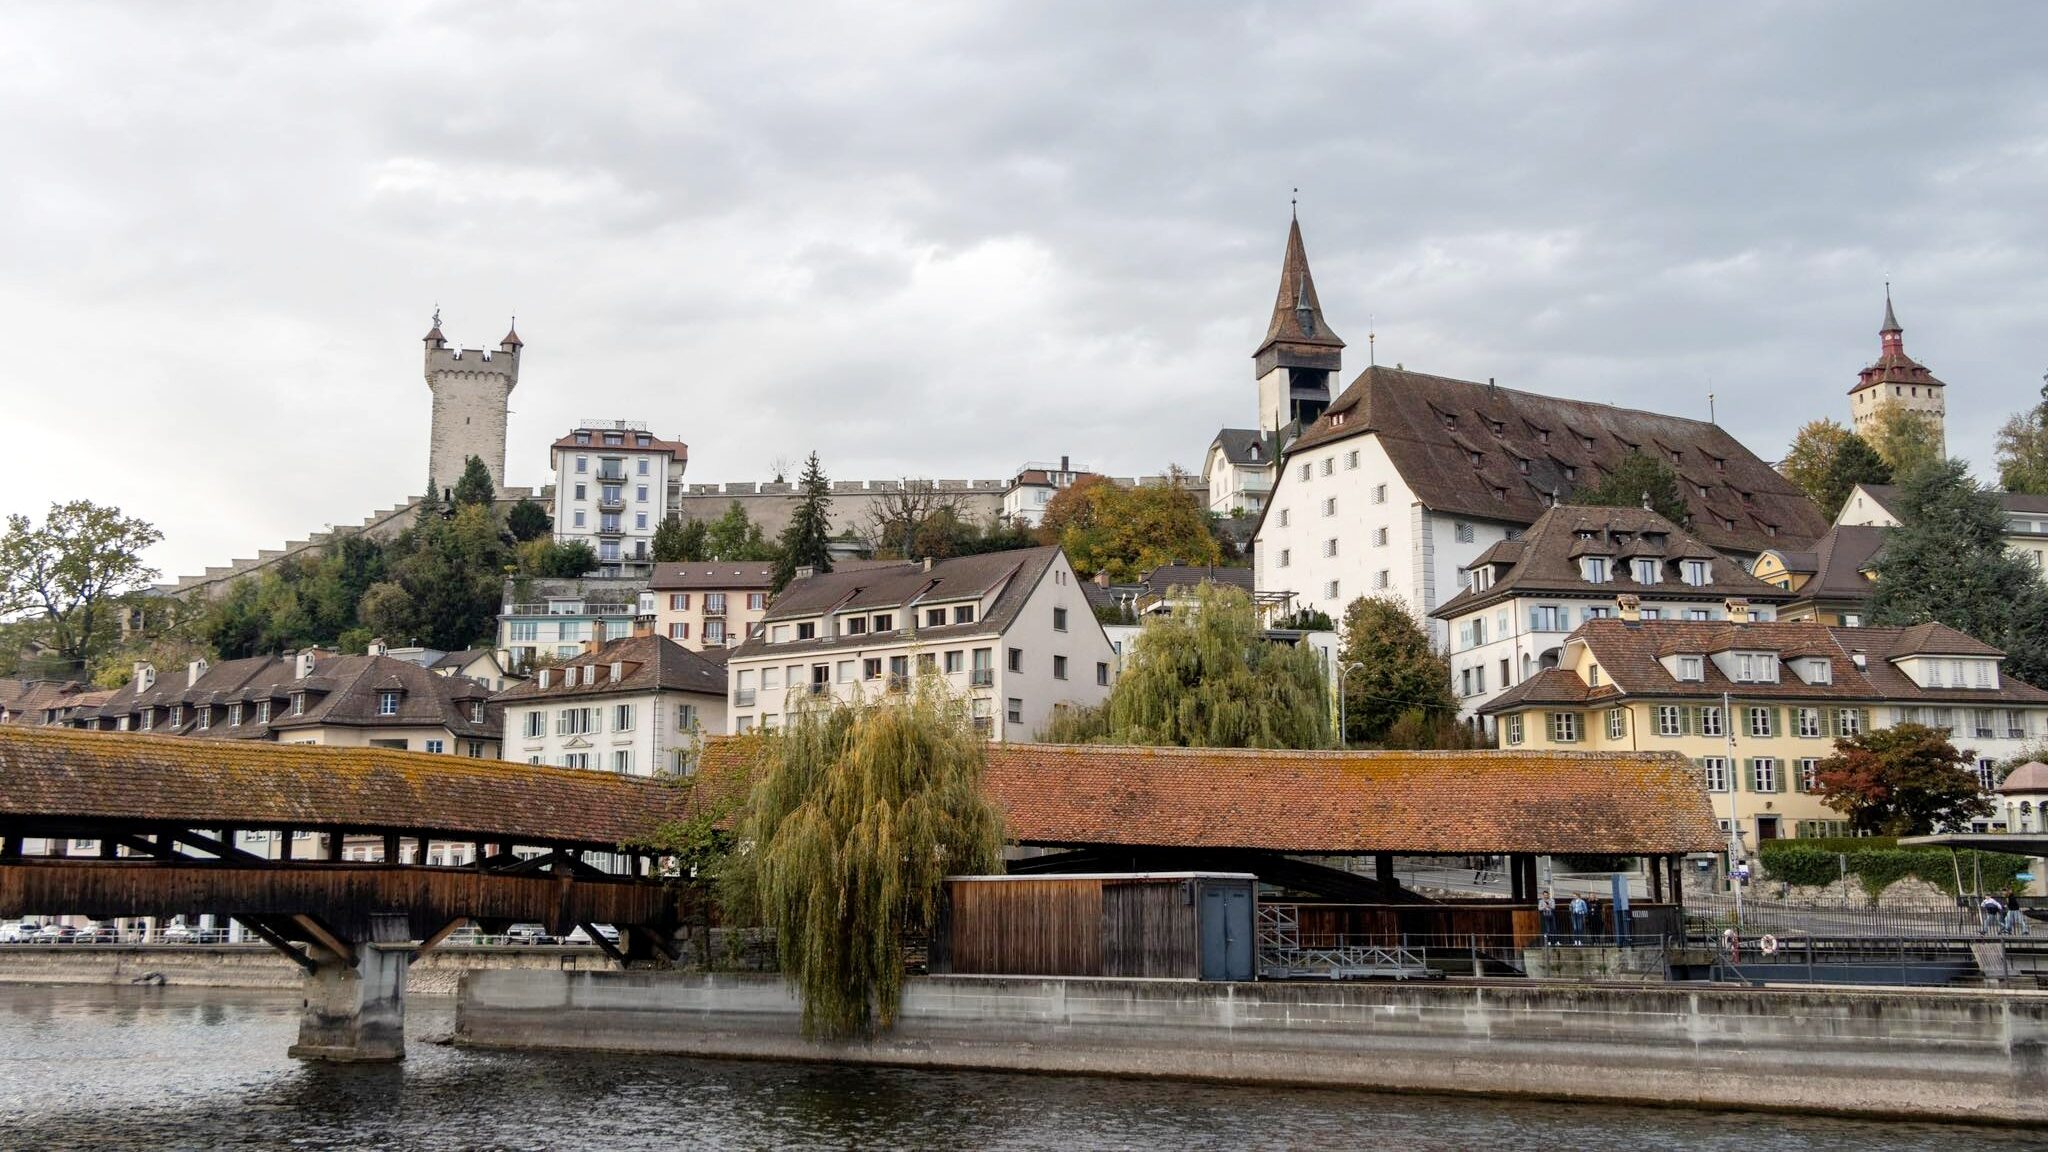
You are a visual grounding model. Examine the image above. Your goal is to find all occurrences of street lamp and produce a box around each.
[1336,661,1366,749]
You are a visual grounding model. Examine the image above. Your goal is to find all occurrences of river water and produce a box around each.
[0,985,2035,1150]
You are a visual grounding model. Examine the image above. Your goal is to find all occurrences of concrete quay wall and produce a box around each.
[0,945,617,994]
[456,971,2048,1125]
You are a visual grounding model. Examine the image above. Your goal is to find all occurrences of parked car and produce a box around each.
[87,923,124,944]
[0,920,38,944]
[563,925,620,947]
[505,924,554,946]
[158,921,195,944]
[32,923,77,944]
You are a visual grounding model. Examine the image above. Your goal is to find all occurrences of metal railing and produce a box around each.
[734,689,756,707]
[504,603,641,617]
[969,669,994,687]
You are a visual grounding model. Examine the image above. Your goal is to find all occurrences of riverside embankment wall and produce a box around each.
[456,971,2048,1124]
[0,945,618,995]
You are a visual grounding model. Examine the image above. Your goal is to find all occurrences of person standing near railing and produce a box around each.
[1979,894,2003,936]
[1569,894,1588,946]
[2004,890,2029,937]
[1537,890,1556,945]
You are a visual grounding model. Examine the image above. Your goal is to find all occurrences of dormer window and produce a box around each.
[1581,557,1610,583]
[873,613,894,632]
[1563,466,1577,480]
[257,701,271,724]
[229,703,243,727]
[169,705,183,727]
[1733,653,1778,684]
[471,701,485,723]
[575,432,590,444]
[376,691,400,716]
[1329,412,1347,427]
[1633,559,1659,584]
[845,617,868,636]
[1537,430,1550,445]
[1443,413,1458,430]
[1683,559,1710,586]
[1678,656,1704,681]
[291,692,306,716]
[1581,436,1595,451]
[1798,658,1832,686]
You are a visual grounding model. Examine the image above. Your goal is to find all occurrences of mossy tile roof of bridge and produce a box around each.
[0,726,691,850]
[693,738,1723,855]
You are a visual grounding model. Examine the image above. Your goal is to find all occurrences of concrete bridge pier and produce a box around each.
[283,913,415,1063]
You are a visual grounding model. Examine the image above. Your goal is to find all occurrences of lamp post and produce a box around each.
[1337,661,1366,749]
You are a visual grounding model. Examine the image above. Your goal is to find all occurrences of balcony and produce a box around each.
[971,716,993,734]
[701,601,727,617]
[886,674,909,693]
[595,470,629,484]
[734,689,756,707]
[596,522,625,538]
[806,683,829,697]
[970,669,994,688]
[597,495,626,512]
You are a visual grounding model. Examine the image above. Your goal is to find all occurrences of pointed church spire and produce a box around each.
[1256,214,1344,360]
[1879,283,1904,356]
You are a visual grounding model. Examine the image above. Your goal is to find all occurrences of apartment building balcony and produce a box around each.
[701,602,726,617]
[734,689,756,707]
[969,669,994,688]
[596,522,625,538]
[886,674,909,693]
[595,470,629,484]
[597,495,626,512]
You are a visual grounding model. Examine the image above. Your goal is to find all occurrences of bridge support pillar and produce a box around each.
[287,914,414,1063]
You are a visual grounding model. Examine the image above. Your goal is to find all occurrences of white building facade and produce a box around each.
[549,421,689,578]
[492,634,728,777]
[724,547,1115,741]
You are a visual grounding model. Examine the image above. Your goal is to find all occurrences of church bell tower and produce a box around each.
[1253,212,1344,438]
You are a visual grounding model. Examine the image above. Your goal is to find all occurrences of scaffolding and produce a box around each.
[1256,902,1436,980]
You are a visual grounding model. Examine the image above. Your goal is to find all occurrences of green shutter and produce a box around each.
[1790,761,1804,793]
[1742,758,1754,791]
[1771,707,1784,738]
[1680,706,1694,736]
[1820,708,1834,738]
[1859,708,1872,734]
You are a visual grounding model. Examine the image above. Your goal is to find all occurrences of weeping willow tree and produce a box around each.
[1041,583,1331,748]
[720,682,1005,1038]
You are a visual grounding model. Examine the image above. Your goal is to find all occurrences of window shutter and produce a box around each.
[1859,708,1872,733]
[1820,709,1834,738]
[1742,758,1755,791]
[1790,763,1804,793]
[1772,707,1785,737]
[1680,707,1694,736]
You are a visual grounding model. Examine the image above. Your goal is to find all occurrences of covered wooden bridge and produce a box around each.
[0,726,697,1061]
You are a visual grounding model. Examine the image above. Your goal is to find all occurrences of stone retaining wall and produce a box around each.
[456,970,2048,1124]
[0,945,620,994]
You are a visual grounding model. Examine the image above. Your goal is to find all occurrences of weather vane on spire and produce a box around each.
[1291,187,1298,218]
[432,304,441,329]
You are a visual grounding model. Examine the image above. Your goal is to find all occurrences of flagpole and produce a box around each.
[1726,689,1743,929]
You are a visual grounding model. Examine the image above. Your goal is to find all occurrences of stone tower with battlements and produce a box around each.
[424,315,521,496]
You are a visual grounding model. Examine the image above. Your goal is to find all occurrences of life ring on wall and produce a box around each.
[1758,934,1780,956]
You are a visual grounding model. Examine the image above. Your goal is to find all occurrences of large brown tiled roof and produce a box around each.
[551,429,688,458]
[1433,504,1791,619]
[694,738,1723,855]
[491,634,727,702]
[1797,524,1887,601]
[648,563,777,592]
[0,726,690,849]
[1284,367,1829,554]
[731,547,1064,661]
[1479,619,2048,713]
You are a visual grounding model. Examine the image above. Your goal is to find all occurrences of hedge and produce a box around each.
[1759,842,2029,899]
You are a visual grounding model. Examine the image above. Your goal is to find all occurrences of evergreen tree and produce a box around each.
[774,452,835,590]
[358,504,510,650]
[1336,594,1459,747]
[1995,382,2048,496]
[721,685,1004,1038]
[1816,433,1892,520]
[1570,451,1690,525]
[452,455,496,508]
[1868,458,2048,685]
[506,498,551,542]
[1040,584,1329,748]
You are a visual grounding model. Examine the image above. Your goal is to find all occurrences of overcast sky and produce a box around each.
[4,2,2045,580]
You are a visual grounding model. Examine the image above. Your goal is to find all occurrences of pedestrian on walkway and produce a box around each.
[1538,889,1556,945]
[2004,890,2029,937]
[1980,894,2003,935]
[1569,894,1588,945]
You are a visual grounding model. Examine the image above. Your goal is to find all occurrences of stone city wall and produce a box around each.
[456,970,2048,1124]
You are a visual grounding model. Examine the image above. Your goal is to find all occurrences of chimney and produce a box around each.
[1724,598,1751,625]
[538,669,551,689]
[794,565,815,582]
[1061,455,1070,474]
[133,662,154,691]
[1851,651,1868,672]
[367,637,387,657]
[582,639,601,657]
[186,659,208,688]
[633,614,655,638]
[1616,593,1641,624]
[1094,570,1110,587]
[923,556,935,572]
